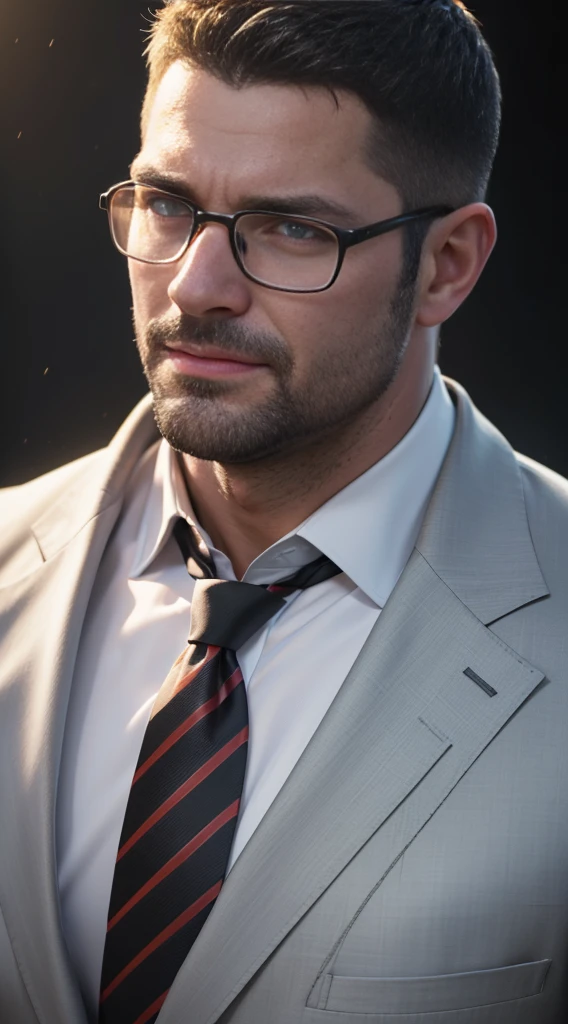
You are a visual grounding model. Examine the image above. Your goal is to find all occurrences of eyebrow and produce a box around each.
[128,162,360,223]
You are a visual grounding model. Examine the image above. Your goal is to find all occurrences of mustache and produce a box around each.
[143,313,293,373]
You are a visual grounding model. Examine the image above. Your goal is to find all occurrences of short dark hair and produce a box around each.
[141,0,502,213]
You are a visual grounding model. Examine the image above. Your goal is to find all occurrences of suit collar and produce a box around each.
[416,377,549,623]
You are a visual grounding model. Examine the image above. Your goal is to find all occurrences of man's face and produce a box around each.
[130,61,418,463]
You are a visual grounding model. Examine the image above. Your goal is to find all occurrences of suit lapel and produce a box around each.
[158,379,549,1024]
[0,397,158,1024]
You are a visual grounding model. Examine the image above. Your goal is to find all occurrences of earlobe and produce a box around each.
[415,203,497,328]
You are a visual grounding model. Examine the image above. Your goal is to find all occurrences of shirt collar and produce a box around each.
[129,440,211,579]
[131,366,455,605]
[296,366,455,605]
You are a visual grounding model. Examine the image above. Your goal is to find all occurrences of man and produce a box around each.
[0,1,566,1022]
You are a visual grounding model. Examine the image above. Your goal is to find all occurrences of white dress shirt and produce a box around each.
[56,366,455,1016]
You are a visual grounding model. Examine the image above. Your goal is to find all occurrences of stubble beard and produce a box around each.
[134,278,416,466]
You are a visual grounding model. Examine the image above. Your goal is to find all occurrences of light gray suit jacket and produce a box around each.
[0,378,567,1024]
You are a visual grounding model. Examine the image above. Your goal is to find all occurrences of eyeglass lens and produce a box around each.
[109,184,340,291]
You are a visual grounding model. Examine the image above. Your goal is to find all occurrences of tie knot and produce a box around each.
[188,578,286,649]
[174,517,343,650]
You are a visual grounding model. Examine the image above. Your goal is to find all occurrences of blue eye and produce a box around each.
[275,220,321,241]
[146,194,190,219]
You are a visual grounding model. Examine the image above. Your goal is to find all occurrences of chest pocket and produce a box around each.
[312,958,552,1014]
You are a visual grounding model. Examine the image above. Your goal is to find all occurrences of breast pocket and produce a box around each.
[313,959,552,1014]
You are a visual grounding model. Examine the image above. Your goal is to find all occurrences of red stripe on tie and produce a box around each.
[118,726,248,861]
[108,800,240,931]
[133,665,243,784]
[171,644,220,699]
[100,881,222,1002]
[150,645,221,719]
[132,989,169,1024]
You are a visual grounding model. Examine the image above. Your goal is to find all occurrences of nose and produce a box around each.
[167,222,252,318]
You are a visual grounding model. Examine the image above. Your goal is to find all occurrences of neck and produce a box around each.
[182,334,436,580]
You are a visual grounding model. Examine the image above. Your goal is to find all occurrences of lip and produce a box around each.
[164,343,267,379]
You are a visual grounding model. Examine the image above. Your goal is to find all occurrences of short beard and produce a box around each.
[134,268,417,465]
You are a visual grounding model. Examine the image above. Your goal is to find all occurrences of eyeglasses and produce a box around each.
[99,180,453,294]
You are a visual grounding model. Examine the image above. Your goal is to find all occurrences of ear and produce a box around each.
[415,203,497,327]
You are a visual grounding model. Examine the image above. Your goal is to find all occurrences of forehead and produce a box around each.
[140,61,381,202]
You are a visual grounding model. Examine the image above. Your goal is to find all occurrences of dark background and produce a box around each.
[0,1,564,486]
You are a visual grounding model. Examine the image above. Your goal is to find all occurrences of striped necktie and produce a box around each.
[99,517,341,1024]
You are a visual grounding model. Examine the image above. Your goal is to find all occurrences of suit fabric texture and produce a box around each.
[0,376,566,1024]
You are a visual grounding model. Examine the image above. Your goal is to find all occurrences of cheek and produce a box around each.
[268,269,393,376]
[129,262,173,320]
[341,231,404,309]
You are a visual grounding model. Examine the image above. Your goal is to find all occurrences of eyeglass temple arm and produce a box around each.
[345,205,454,246]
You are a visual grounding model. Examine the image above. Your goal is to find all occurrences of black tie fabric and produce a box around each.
[98,517,341,1024]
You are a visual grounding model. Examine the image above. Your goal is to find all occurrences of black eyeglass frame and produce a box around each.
[99,179,454,294]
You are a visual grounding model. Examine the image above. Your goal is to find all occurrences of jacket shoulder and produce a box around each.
[0,450,107,581]
[517,452,568,589]
[517,452,568,512]
[0,397,158,584]
[0,450,107,530]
